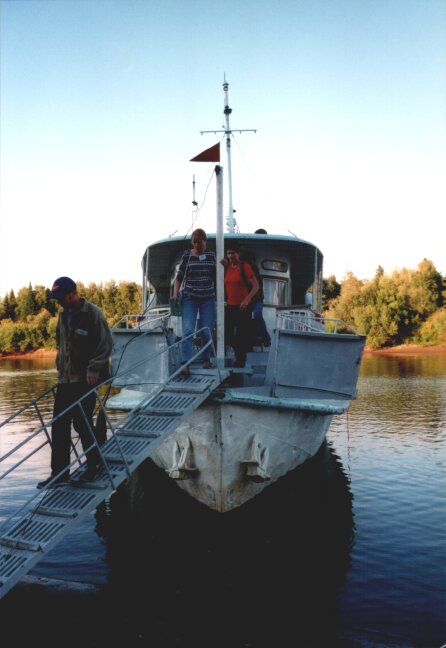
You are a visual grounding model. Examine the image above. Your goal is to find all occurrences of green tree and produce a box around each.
[34,285,51,312]
[16,284,37,319]
[102,280,119,321]
[322,275,340,310]
[326,272,363,323]
[408,259,443,318]
[0,321,28,352]
[114,281,141,324]
[417,308,446,344]
[0,290,18,321]
[83,282,104,310]
[323,263,446,349]
[374,265,385,281]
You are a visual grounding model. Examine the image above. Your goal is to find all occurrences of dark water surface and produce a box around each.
[0,353,445,647]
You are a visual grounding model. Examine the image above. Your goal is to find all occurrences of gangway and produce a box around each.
[0,329,227,599]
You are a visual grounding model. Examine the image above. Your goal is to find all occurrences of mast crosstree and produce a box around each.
[200,78,256,233]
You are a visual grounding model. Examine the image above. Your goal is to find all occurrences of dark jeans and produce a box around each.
[51,382,101,476]
[225,304,253,367]
[252,301,271,345]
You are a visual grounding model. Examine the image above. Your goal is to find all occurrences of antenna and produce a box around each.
[200,78,256,233]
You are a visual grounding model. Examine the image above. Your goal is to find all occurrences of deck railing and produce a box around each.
[112,307,171,331]
[276,309,359,335]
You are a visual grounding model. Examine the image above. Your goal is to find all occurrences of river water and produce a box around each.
[0,353,445,648]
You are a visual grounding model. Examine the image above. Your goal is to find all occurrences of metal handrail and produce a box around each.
[0,385,56,430]
[276,310,359,335]
[0,326,217,484]
[0,327,218,542]
[112,308,170,331]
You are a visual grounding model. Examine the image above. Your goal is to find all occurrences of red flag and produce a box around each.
[190,142,220,162]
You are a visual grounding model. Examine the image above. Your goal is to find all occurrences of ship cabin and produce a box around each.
[110,231,364,405]
[141,232,323,342]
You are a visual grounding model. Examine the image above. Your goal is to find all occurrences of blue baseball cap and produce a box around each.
[49,276,77,299]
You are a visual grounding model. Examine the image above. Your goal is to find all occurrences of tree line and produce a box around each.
[0,280,141,354]
[323,259,445,348]
[0,259,445,353]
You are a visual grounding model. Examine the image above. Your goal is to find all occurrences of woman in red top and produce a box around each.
[222,241,259,368]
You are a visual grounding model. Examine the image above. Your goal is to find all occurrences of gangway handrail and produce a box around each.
[0,327,223,598]
[0,385,56,430]
[0,327,218,531]
[102,326,221,429]
[0,388,104,473]
[1,325,217,464]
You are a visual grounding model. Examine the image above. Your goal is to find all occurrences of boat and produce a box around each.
[0,81,364,599]
[107,80,366,513]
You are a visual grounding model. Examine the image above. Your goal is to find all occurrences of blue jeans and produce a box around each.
[181,296,215,363]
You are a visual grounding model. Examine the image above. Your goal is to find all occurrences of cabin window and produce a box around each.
[263,278,287,305]
[261,259,288,273]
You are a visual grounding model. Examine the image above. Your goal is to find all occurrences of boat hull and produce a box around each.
[142,400,340,512]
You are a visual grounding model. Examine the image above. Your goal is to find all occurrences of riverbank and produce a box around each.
[0,348,57,360]
[364,344,446,355]
[2,344,446,361]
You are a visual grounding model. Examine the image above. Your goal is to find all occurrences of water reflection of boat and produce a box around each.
[108,81,365,512]
[92,440,354,646]
[0,443,353,646]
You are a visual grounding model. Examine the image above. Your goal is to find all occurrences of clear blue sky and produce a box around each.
[1,0,445,295]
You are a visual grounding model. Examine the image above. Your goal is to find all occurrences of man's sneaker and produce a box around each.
[37,473,70,490]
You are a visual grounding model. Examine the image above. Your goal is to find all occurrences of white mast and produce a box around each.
[215,165,225,367]
[201,77,256,233]
[222,80,235,232]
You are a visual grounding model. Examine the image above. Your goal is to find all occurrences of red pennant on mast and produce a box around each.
[190,142,220,163]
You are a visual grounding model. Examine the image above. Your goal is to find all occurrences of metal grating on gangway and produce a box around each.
[0,367,225,599]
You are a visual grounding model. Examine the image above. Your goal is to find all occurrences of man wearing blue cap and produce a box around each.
[37,276,113,489]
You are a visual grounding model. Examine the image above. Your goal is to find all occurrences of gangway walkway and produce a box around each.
[0,329,226,599]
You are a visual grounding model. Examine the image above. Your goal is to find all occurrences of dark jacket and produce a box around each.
[56,299,112,384]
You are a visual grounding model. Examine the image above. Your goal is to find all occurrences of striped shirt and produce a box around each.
[177,249,216,299]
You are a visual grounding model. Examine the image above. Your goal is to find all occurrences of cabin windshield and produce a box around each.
[263,278,287,305]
